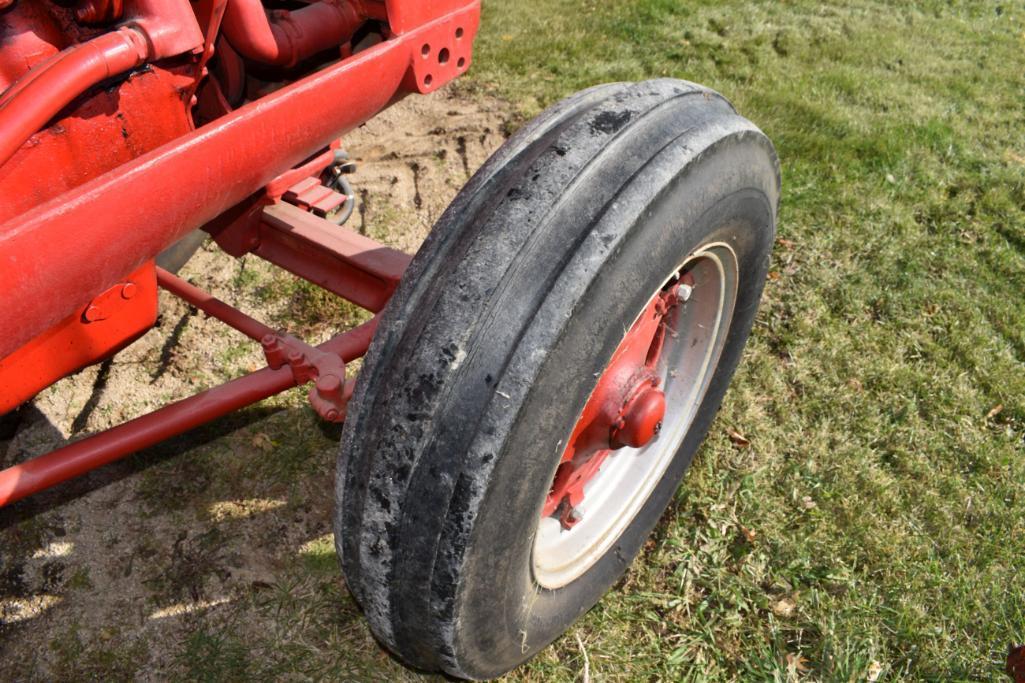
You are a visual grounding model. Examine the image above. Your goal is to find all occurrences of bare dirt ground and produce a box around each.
[0,86,515,681]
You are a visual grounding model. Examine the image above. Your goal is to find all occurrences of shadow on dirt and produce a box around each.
[0,403,290,531]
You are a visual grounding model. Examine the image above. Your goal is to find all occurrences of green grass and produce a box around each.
[469,0,1025,680]
[5,3,1021,682]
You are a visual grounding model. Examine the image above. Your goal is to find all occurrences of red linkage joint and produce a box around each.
[261,333,349,422]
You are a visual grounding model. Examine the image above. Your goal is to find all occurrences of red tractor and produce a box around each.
[0,0,779,677]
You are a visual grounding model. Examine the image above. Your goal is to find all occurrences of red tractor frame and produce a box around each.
[0,0,475,503]
[0,0,780,677]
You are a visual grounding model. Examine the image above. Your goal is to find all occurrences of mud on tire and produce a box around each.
[335,79,780,679]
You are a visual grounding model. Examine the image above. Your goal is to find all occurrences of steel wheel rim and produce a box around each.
[532,243,739,589]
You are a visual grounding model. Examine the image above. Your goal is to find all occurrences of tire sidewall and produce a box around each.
[451,135,777,678]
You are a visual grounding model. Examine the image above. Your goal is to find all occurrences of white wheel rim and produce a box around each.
[532,243,739,589]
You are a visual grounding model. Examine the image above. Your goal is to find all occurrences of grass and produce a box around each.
[468,0,1025,679]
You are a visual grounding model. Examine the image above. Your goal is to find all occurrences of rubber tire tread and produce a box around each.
[336,79,780,679]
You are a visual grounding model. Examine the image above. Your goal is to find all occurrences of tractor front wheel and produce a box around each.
[335,79,779,679]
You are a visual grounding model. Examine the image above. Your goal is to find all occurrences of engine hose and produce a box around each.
[0,28,149,169]
[327,174,356,225]
[221,0,364,67]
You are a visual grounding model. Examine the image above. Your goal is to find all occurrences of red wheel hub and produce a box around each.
[612,381,666,448]
[544,272,694,529]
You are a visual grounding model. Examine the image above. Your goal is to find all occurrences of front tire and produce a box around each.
[335,79,779,679]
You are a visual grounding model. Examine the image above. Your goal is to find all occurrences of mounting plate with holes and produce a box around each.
[407,11,477,94]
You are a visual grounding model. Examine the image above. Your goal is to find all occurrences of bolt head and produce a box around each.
[678,284,693,302]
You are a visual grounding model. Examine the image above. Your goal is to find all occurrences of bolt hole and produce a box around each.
[421,43,430,58]
[438,47,450,64]
[424,74,433,87]
[455,27,464,39]
[457,57,466,68]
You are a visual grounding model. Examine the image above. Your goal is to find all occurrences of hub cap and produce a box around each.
[532,243,739,589]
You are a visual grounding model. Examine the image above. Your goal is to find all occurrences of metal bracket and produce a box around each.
[82,279,140,323]
[261,333,348,422]
[281,177,348,217]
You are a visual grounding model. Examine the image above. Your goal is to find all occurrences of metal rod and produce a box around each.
[0,317,377,507]
[155,266,276,342]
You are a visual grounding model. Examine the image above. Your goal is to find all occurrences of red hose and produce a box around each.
[0,27,149,169]
[221,0,364,67]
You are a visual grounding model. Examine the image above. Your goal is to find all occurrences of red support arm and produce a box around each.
[155,267,277,342]
[0,318,377,507]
